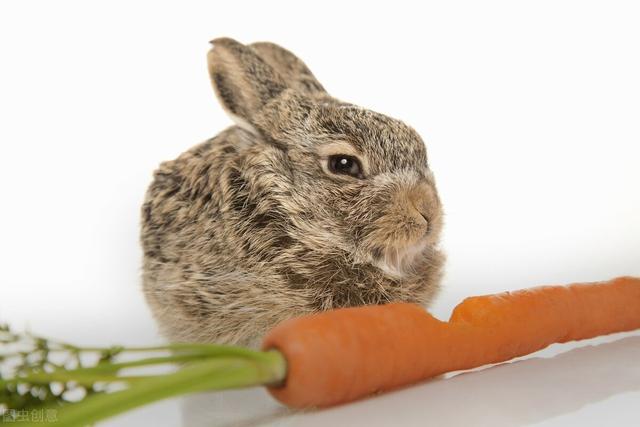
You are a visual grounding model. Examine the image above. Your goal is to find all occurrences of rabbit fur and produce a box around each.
[141,38,445,347]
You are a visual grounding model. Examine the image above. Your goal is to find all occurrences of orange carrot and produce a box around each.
[262,276,640,408]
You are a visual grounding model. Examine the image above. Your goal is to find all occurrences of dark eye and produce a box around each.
[328,155,363,178]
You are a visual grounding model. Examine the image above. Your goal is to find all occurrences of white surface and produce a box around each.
[1,1,639,426]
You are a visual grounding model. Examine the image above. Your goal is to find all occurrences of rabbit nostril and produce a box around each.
[409,202,429,227]
[413,207,430,234]
[421,214,430,235]
[411,203,429,222]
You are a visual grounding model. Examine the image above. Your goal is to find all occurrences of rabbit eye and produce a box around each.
[328,155,363,178]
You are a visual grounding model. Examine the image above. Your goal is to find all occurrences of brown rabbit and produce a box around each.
[141,38,445,347]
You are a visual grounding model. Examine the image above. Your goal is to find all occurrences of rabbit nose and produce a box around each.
[412,205,430,229]
[407,182,433,228]
[410,203,429,223]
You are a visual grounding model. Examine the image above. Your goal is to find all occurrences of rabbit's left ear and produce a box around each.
[250,42,326,96]
[208,38,287,129]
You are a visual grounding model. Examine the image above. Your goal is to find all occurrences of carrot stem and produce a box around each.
[20,350,286,427]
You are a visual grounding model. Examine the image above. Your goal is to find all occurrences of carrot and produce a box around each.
[262,276,640,408]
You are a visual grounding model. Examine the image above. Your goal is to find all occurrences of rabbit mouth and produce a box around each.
[373,239,430,279]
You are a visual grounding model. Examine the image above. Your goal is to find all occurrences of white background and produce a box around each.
[1,1,639,426]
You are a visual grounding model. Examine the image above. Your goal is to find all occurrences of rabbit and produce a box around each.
[140,37,445,348]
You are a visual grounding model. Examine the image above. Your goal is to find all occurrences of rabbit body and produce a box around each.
[141,39,445,347]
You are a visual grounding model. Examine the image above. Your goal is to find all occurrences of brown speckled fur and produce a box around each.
[141,38,445,347]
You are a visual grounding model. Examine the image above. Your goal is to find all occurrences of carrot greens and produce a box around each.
[0,324,286,426]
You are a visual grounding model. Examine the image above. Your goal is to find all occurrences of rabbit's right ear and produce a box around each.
[207,38,287,130]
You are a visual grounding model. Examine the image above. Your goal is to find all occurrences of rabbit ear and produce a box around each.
[208,38,287,129]
[250,42,326,95]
